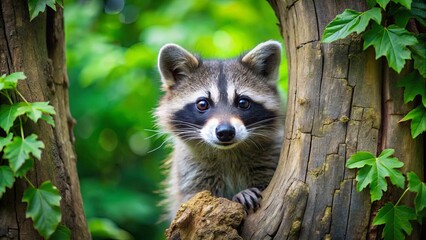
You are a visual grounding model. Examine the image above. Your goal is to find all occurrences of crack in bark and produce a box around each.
[344,179,354,237]
[289,5,298,141]
[296,39,318,49]
[343,53,362,236]
[302,0,323,188]
[311,0,321,42]
[286,0,300,9]
[327,144,346,235]
[0,1,13,73]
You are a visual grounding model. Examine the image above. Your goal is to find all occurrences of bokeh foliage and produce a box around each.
[64,0,287,239]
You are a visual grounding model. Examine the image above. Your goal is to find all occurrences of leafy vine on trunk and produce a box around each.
[0,72,69,239]
[323,0,425,138]
[0,1,70,239]
[323,0,425,239]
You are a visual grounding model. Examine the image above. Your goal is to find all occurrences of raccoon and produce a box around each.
[156,40,284,220]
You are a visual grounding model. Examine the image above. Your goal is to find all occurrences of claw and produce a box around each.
[232,187,262,213]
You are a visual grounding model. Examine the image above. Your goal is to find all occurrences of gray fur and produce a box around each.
[156,41,284,220]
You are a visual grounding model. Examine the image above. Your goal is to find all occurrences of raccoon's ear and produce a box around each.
[241,40,281,82]
[158,44,199,87]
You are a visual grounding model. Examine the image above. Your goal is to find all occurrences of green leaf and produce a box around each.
[0,104,19,133]
[50,225,71,240]
[394,8,412,27]
[377,0,391,9]
[373,203,417,240]
[409,37,426,78]
[393,0,412,9]
[322,8,382,43]
[378,148,395,158]
[0,72,26,91]
[400,105,426,138]
[14,158,34,178]
[407,172,426,213]
[363,23,418,73]
[28,0,57,21]
[346,151,376,168]
[412,1,426,27]
[3,134,44,172]
[55,0,63,8]
[0,133,13,152]
[16,102,56,123]
[41,114,55,127]
[397,71,426,106]
[0,102,55,132]
[22,181,62,239]
[0,166,15,198]
[346,149,405,201]
[367,0,378,8]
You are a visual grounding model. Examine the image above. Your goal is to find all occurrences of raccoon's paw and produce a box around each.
[232,187,262,213]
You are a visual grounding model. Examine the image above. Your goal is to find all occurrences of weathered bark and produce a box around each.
[240,0,424,239]
[0,1,90,239]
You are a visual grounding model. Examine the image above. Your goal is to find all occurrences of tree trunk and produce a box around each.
[0,1,90,239]
[241,0,424,239]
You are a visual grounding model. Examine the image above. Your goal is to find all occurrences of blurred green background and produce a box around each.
[64,0,287,239]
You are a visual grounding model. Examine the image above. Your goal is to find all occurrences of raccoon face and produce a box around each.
[156,41,282,150]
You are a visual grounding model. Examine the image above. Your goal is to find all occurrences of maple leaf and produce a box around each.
[0,104,19,133]
[346,149,405,202]
[0,72,26,91]
[363,23,418,73]
[373,203,417,240]
[376,0,391,9]
[0,133,13,152]
[23,181,62,238]
[0,166,15,198]
[397,71,426,107]
[408,172,426,213]
[409,36,426,78]
[28,0,57,21]
[400,105,426,138]
[322,7,381,43]
[3,134,45,172]
[16,101,56,124]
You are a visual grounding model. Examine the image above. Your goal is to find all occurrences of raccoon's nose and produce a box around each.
[215,124,236,142]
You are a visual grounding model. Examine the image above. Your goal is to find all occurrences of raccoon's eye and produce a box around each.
[238,98,251,109]
[196,99,209,111]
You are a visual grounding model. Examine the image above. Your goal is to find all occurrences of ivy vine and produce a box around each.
[347,149,425,240]
[323,0,425,239]
[0,72,69,239]
[323,0,426,138]
[0,1,68,239]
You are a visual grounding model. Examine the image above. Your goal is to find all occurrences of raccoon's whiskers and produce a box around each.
[245,115,284,129]
[147,136,173,153]
[169,120,202,129]
[249,126,280,134]
[243,138,263,151]
[144,129,167,140]
[174,130,201,138]
[248,125,280,135]
[174,131,203,144]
